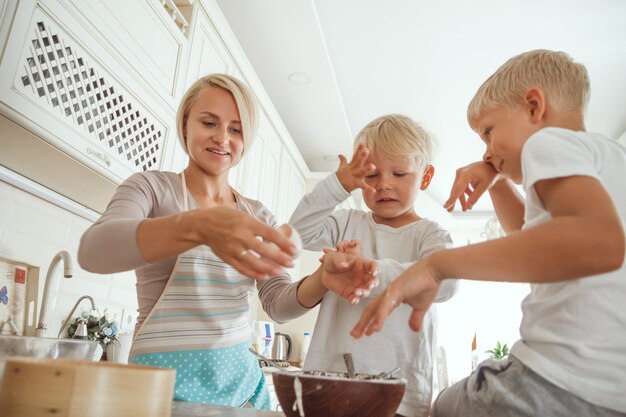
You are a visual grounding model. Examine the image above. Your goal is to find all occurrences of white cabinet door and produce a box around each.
[170,3,237,173]
[276,148,306,225]
[64,0,188,112]
[183,4,234,88]
[231,117,282,213]
[0,0,176,183]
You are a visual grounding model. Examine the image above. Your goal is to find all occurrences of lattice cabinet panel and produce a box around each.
[0,2,171,182]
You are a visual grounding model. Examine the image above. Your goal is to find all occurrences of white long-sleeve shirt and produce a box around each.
[289,173,457,417]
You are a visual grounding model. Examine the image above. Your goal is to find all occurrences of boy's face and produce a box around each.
[362,153,427,227]
[474,105,543,184]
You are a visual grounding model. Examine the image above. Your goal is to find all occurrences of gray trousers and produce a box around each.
[433,355,626,417]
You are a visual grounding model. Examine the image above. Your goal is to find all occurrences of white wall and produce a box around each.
[0,177,137,338]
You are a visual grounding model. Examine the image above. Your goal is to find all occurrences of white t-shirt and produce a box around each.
[511,127,626,412]
[289,173,458,417]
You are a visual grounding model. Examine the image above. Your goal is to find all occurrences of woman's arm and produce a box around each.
[79,173,296,279]
[137,207,296,280]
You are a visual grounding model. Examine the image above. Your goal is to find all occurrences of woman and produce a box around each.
[78,74,377,408]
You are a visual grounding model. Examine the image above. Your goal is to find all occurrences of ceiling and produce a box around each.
[215,0,626,213]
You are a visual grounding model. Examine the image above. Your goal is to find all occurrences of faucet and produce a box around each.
[58,295,97,339]
[35,250,73,337]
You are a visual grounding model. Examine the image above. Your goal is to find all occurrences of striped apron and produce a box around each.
[129,172,270,409]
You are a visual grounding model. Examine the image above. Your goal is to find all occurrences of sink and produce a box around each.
[0,335,100,378]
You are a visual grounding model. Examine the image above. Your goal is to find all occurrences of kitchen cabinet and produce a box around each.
[0,0,186,183]
[0,0,181,183]
[0,0,310,242]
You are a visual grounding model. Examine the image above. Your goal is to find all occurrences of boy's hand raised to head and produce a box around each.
[444,161,501,212]
[336,143,377,193]
[351,259,441,337]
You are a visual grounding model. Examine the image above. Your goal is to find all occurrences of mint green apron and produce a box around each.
[129,172,269,408]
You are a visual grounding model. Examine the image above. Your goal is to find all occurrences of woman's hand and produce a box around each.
[336,143,377,193]
[444,161,500,212]
[321,251,379,304]
[192,207,297,280]
[351,258,441,337]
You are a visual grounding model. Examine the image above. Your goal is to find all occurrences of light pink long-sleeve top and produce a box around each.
[78,171,309,328]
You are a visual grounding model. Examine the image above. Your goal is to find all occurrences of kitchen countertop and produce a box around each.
[172,401,285,416]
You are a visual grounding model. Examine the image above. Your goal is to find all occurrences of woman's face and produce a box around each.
[184,85,244,176]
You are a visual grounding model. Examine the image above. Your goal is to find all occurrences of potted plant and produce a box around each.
[486,341,509,360]
[67,309,119,359]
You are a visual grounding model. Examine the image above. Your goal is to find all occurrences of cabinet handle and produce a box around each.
[87,147,111,167]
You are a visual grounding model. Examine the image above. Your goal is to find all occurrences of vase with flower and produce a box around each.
[67,309,119,360]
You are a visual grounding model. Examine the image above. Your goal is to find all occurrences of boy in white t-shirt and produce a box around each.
[353,50,626,416]
[289,114,458,417]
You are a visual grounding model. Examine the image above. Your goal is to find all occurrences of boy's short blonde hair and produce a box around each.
[467,49,590,129]
[176,73,259,156]
[354,114,434,171]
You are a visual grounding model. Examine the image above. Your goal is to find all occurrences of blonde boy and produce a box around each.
[289,114,458,417]
[353,50,626,416]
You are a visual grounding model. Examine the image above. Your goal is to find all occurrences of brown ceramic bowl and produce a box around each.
[273,370,406,417]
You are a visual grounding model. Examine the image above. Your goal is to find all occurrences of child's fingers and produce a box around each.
[338,154,348,168]
[351,300,377,338]
[408,309,427,332]
[444,171,472,211]
[335,241,350,252]
[466,182,489,209]
[357,180,377,193]
[348,294,360,305]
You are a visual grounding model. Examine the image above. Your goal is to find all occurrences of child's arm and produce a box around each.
[445,161,525,233]
[331,228,458,303]
[288,144,375,249]
[352,175,625,336]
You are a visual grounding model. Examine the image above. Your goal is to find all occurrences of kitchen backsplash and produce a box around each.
[0,178,137,337]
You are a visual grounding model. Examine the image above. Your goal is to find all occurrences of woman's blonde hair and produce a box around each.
[354,114,434,171]
[467,49,590,129]
[176,73,259,155]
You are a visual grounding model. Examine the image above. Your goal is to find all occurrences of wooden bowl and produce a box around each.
[273,370,406,417]
[0,357,175,417]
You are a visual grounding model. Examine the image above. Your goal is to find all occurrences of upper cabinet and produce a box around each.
[0,0,183,183]
[0,0,310,224]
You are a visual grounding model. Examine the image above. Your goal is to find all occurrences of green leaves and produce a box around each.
[485,341,509,359]
[67,308,119,348]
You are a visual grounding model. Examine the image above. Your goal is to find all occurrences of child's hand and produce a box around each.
[321,251,379,305]
[351,260,441,337]
[336,143,377,193]
[319,240,361,263]
[336,239,362,256]
[444,161,500,212]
